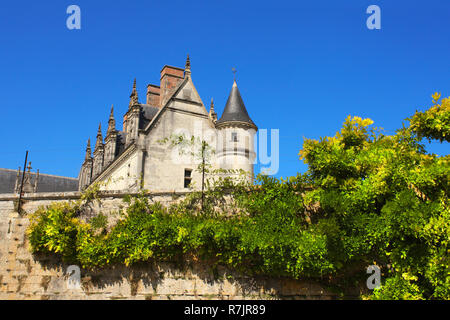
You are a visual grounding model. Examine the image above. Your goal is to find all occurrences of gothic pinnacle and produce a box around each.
[107,104,116,135]
[129,78,139,107]
[209,97,217,121]
[95,123,103,151]
[185,54,191,77]
[85,138,92,160]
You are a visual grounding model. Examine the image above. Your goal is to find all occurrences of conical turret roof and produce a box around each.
[216,80,256,129]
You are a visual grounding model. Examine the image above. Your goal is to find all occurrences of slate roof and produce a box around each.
[0,168,78,194]
[216,80,256,128]
[139,104,160,129]
[115,131,127,156]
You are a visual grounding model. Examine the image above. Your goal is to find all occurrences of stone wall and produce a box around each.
[0,191,360,300]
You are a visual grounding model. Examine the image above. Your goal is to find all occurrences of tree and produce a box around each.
[299,93,449,299]
[408,92,450,143]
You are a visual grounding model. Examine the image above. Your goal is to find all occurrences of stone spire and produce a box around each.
[107,105,116,136]
[85,138,92,161]
[129,78,139,107]
[94,123,103,151]
[209,97,217,122]
[184,54,191,78]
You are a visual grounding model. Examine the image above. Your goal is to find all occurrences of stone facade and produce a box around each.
[78,56,258,194]
[0,193,362,300]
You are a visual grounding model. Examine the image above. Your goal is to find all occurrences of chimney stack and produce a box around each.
[160,65,184,107]
[146,84,161,107]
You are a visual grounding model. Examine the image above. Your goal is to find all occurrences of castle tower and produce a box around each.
[79,138,93,191]
[92,123,104,178]
[104,105,117,167]
[215,80,257,180]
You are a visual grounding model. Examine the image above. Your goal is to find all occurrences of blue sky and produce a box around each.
[0,0,449,178]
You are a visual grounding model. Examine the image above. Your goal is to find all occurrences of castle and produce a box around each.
[78,56,258,192]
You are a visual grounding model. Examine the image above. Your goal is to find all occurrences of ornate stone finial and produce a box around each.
[186,54,191,70]
[95,123,103,151]
[185,54,191,77]
[129,78,139,107]
[232,67,237,81]
[85,138,92,161]
[23,162,34,193]
[107,104,116,136]
[209,97,217,122]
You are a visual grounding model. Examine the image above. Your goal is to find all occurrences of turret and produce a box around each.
[216,80,257,180]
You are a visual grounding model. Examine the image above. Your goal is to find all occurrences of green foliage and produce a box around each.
[27,94,449,299]
[27,202,84,263]
[369,274,424,300]
[299,96,450,299]
[26,174,335,279]
[408,92,450,142]
[89,213,108,231]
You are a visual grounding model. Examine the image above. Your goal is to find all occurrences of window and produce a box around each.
[184,169,192,188]
[231,132,238,142]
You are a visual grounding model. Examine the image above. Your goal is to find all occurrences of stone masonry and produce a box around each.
[0,192,361,300]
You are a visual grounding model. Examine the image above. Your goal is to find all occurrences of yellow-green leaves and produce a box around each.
[408,93,450,142]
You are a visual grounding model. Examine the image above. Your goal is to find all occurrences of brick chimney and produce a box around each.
[160,65,184,107]
[146,84,160,107]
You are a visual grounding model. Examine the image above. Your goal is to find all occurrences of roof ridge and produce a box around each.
[0,168,78,180]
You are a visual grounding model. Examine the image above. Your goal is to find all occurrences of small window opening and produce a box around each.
[231,132,238,142]
[184,169,192,188]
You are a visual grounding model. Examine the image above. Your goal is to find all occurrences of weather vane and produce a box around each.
[232,67,237,80]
